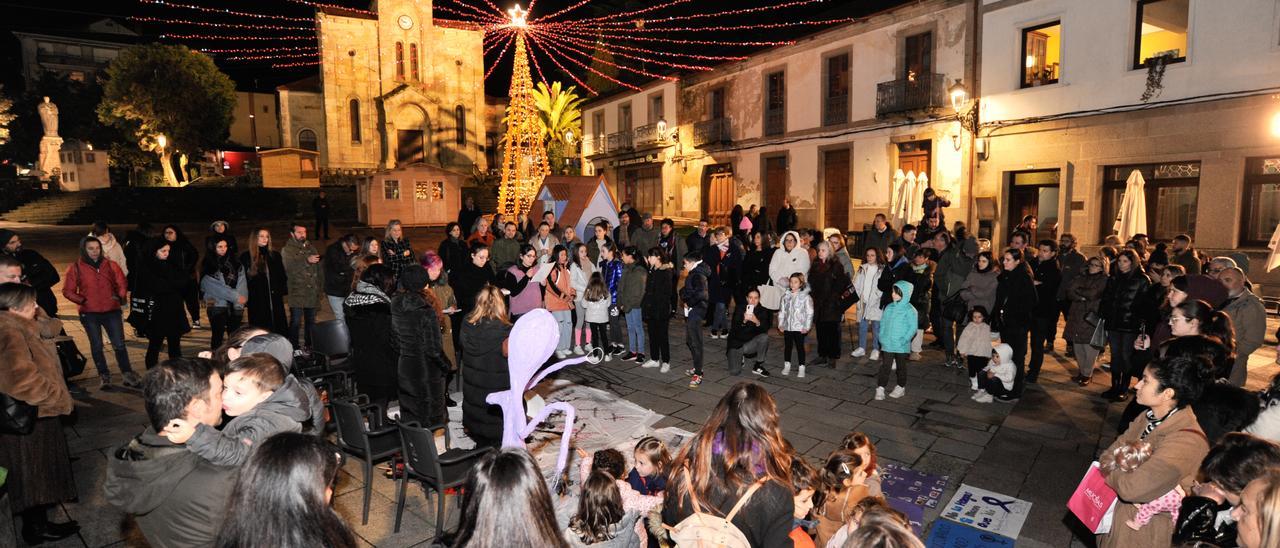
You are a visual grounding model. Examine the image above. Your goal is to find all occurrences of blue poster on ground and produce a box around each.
[940,484,1033,540]
[880,462,951,536]
[926,519,1017,548]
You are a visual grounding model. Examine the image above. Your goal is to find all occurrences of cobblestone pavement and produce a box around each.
[6,220,1280,547]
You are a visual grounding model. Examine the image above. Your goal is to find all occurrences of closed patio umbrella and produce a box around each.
[1113,169,1148,243]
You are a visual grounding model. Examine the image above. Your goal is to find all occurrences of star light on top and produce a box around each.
[507,4,528,28]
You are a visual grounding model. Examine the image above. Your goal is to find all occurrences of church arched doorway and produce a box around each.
[394,103,430,166]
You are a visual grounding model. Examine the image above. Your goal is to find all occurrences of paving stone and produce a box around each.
[928,437,985,461]
[855,420,938,449]
[834,402,919,427]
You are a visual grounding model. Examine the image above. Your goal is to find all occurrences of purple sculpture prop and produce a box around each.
[486,308,601,478]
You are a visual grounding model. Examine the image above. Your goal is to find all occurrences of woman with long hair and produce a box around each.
[138,238,191,368]
[808,242,849,367]
[349,254,382,293]
[452,448,567,548]
[1064,256,1109,385]
[391,265,450,427]
[852,246,885,362]
[570,242,596,354]
[461,285,513,448]
[1233,468,1280,548]
[359,236,381,259]
[200,236,247,349]
[343,264,399,411]
[0,283,79,544]
[958,251,999,323]
[544,245,576,358]
[382,219,415,279]
[1099,248,1153,401]
[993,248,1036,398]
[161,224,202,329]
[214,433,356,548]
[500,244,545,319]
[438,222,470,277]
[661,381,794,547]
[240,228,288,336]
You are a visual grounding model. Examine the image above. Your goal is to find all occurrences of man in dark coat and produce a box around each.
[458,196,482,236]
[1170,234,1203,275]
[1026,240,1062,384]
[726,289,774,377]
[775,200,798,235]
[685,219,711,257]
[323,234,359,322]
[105,358,236,548]
[863,214,897,255]
[1056,233,1087,356]
[0,229,59,317]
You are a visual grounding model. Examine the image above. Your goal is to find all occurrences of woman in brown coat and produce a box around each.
[0,283,78,543]
[1065,256,1109,385]
[1098,354,1211,548]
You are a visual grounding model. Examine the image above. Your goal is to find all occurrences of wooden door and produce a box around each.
[823,149,850,230]
[397,130,425,165]
[898,153,928,180]
[703,171,734,225]
[624,166,662,216]
[764,156,787,211]
[904,32,932,80]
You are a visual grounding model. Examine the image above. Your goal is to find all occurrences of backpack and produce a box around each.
[666,468,764,548]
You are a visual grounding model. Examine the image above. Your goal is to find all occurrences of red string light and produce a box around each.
[437,0,506,25]
[221,52,319,61]
[271,60,321,68]
[556,0,692,24]
[530,32,641,91]
[551,32,740,69]
[525,33,595,95]
[283,0,374,15]
[484,33,516,79]
[526,37,550,88]
[201,46,318,54]
[531,29,677,81]
[484,29,514,55]
[552,25,795,47]
[547,0,833,27]
[529,0,593,25]
[138,0,314,22]
[160,33,316,41]
[565,17,857,33]
[129,16,314,31]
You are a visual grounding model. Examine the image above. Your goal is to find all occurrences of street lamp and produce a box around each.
[1271,111,1280,138]
[156,134,168,150]
[948,78,970,113]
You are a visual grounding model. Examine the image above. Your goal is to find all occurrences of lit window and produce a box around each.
[1242,157,1280,246]
[85,152,95,163]
[384,180,400,200]
[1021,22,1061,87]
[410,43,420,81]
[1134,0,1188,69]
[395,42,405,80]
[1102,162,1200,240]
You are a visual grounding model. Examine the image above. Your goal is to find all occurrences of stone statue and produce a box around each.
[38,97,58,137]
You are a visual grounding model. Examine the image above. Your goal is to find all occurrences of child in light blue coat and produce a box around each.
[876,280,918,400]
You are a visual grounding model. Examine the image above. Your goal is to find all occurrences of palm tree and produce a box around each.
[531,81,585,175]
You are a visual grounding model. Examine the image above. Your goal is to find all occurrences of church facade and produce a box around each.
[278,0,499,174]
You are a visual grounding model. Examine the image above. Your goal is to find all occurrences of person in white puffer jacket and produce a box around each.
[973,342,1016,403]
[852,247,885,362]
[769,231,811,287]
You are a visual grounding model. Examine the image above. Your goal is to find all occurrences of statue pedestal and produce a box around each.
[37,136,63,187]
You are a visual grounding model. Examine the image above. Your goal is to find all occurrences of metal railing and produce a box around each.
[824,95,849,126]
[764,109,784,136]
[875,73,947,117]
[583,135,606,156]
[606,131,633,152]
[692,118,730,148]
[633,123,664,147]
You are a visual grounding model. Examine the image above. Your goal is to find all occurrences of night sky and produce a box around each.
[0,0,908,97]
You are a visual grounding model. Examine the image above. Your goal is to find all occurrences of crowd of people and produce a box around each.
[2,190,1280,547]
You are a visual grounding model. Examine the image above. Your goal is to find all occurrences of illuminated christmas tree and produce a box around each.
[496,5,550,216]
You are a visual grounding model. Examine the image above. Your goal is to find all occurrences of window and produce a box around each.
[824,53,850,126]
[298,129,318,151]
[485,132,498,167]
[1242,157,1280,246]
[410,43,420,81]
[1021,22,1061,87]
[85,152,95,163]
[262,105,269,113]
[1134,0,1188,69]
[300,156,317,174]
[903,31,932,81]
[649,94,664,124]
[455,105,466,145]
[764,71,785,136]
[1101,161,1200,240]
[349,99,361,143]
[709,88,725,120]
[619,104,632,131]
[384,180,400,200]
[395,42,405,80]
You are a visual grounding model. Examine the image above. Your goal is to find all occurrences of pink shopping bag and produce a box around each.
[1067,461,1118,534]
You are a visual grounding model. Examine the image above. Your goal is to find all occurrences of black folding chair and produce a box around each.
[331,398,400,525]
[312,319,352,369]
[395,422,491,536]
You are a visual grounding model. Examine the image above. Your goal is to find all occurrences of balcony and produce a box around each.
[633,123,668,148]
[764,109,784,137]
[692,118,730,148]
[36,52,109,69]
[823,95,849,126]
[876,73,947,118]
[606,131,633,152]
[583,134,606,156]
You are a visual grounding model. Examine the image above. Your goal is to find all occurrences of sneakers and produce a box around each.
[555,350,569,359]
[660,362,670,373]
[604,353,612,362]
[573,345,584,355]
[869,349,880,361]
[969,377,978,391]
[974,392,994,403]
[781,362,792,376]
[122,371,143,389]
[635,353,647,363]
[641,359,660,369]
[99,374,113,390]
[875,387,886,400]
[889,386,906,399]
[685,368,697,377]
[851,347,866,358]
[908,352,922,361]
[751,365,771,378]
[191,320,202,329]
[970,389,986,400]
[797,365,806,378]
[584,344,594,353]
[689,374,703,388]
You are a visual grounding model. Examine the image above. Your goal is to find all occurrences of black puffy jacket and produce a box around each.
[460,318,512,446]
[391,291,448,426]
[642,265,673,321]
[809,259,848,323]
[995,266,1037,327]
[1099,269,1152,332]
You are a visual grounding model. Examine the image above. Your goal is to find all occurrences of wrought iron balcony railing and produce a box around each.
[875,73,947,117]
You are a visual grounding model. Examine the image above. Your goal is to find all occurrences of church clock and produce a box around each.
[397,14,413,30]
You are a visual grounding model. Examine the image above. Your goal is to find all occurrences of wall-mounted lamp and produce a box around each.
[948,79,985,160]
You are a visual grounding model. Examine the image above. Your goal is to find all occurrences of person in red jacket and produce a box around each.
[63,236,139,389]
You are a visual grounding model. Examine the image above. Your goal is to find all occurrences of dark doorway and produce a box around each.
[1008,169,1061,243]
[622,165,662,216]
[701,164,734,225]
[823,149,850,230]
[763,156,787,211]
[397,130,425,165]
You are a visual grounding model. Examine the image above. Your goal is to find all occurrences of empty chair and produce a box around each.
[312,319,351,368]
[395,422,492,536]
[330,398,400,525]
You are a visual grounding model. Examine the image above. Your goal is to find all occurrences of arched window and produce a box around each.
[454,105,466,146]
[395,42,405,80]
[349,99,361,143]
[298,129,318,151]
[409,43,420,81]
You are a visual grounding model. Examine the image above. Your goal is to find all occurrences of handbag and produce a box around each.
[942,294,968,322]
[1090,318,1108,349]
[1067,461,1118,534]
[127,296,153,336]
[0,392,37,436]
[56,339,87,378]
[837,281,859,313]
[1085,310,1101,326]
[757,284,783,310]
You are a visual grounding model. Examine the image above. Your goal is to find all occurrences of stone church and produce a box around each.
[277,0,502,173]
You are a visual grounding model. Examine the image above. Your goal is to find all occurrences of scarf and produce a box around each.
[1142,407,1178,439]
[218,254,239,287]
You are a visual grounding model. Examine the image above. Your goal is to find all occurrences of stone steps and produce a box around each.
[0,190,104,224]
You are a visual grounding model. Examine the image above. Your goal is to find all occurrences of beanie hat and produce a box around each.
[398,265,430,293]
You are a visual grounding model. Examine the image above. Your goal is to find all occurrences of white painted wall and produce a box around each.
[981,0,1280,122]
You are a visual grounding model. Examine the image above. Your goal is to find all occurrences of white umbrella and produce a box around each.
[1266,222,1280,272]
[913,173,930,222]
[890,169,906,227]
[1113,169,1148,242]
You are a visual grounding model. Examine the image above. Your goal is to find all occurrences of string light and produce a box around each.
[531,29,677,81]
[484,33,515,79]
[201,46,318,54]
[553,26,795,47]
[547,0,833,27]
[435,3,502,24]
[531,33,641,91]
[138,0,314,22]
[566,17,857,33]
[221,52,319,61]
[496,33,551,216]
[129,16,313,31]
[525,33,596,95]
[547,0,692,24]
[271,60,321,68]
[283,0,374,15]
[437,0,505,25]
[551,32,743,68]
[526,37,550,88]
[160,33,316,41]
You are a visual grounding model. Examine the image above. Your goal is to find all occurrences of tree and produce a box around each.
[98,44,236,186]
[531,81,585,175]
[0,87,12,147]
